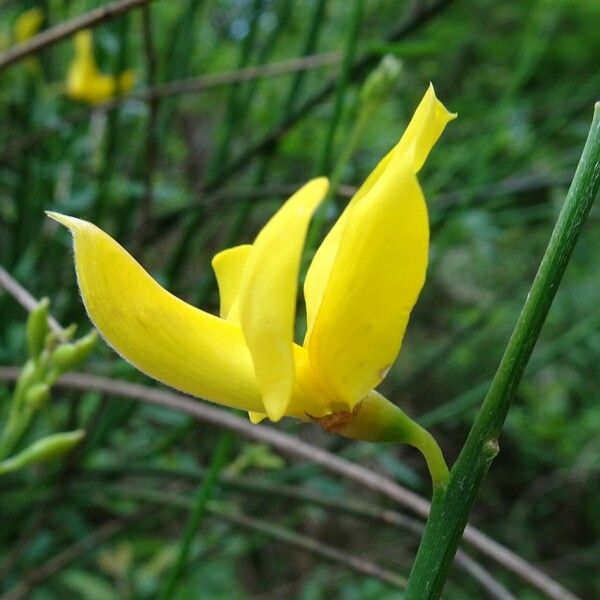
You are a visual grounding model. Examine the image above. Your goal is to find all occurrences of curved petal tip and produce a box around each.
[46,211,88,232]
[428,82,458,121]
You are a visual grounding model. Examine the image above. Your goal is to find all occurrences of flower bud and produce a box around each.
[0,430,85,476]
[26,298,50,360]
[14,7,44,43]
[72,329,98,365]
[359,55,402,108]
[49,343,77,374]
[49,330,97,376]
[24,382,50,410]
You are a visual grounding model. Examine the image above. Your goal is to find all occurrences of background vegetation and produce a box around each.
[1,0,599,598]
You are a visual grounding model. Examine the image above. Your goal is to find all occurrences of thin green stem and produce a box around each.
[316,0,363,175]
[205,0,264,180]
[166,0,263,285]
[92,15,129,224]
[282,0,328,116]
[403,104,600,599]
[303,95,374,266]
[406,425,449,491]
[159,432,232,600]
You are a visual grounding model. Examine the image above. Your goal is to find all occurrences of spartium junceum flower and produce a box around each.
[48,85,455,488]
[66,30,134,104]
[11,8,44,73]
[13,8,44,44]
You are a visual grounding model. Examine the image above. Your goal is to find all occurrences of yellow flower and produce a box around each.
[66,30,134,104]
[12,8,44,73]
[48,85,455,481]
[14,7,44,43]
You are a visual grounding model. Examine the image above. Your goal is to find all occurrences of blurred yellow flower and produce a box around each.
[48,86,454,471]
[66,30,134,104]
[11,8,44,73]
[14,7,44,43]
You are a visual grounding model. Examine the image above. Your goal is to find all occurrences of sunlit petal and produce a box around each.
[46,212,264,413]
[238,178,329,422]
[306,150,430,408]
[212,245,252,319]
[304,84,455,331]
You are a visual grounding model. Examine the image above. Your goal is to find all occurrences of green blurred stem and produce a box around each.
[159,431,232,600]
[403,104,600,599]
[316,0,363,175]
[92,15,130,224]
[191,0,328,306]
[166,0,263,285]
[302,0,363,262]
[304,79,371,267]
[0,360,38,460]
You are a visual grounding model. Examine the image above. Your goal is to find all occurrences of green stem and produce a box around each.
[0,360,39,461]
[335,391,448,489]
[328,104,372,195]
[316,0,363,175]
[406,426,449,493]
[403,104,600,599]
[159,432,232,600]
[302,102,371,273]
[166,0,264,285]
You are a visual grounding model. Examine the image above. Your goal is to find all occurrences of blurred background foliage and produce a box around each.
[0,0,599,598]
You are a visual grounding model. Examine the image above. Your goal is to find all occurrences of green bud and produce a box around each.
[49,330,97,376]
[15,359,37,399]
[0,430,85,476]
[63,323,78,341]
[49,343,78,374]
[72,329,98,365]
[359,55,402,107]
[26,297,50,360]
[24,382,50,409]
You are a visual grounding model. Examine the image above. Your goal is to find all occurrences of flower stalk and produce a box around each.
[404,103,600,599]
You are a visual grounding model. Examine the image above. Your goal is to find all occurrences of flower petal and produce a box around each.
[67,31,134,104]
[304,84,455,332]
[212,244,252,320]
[304,86,455,408]
[237,178,329,422]
[46,212,264,413]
